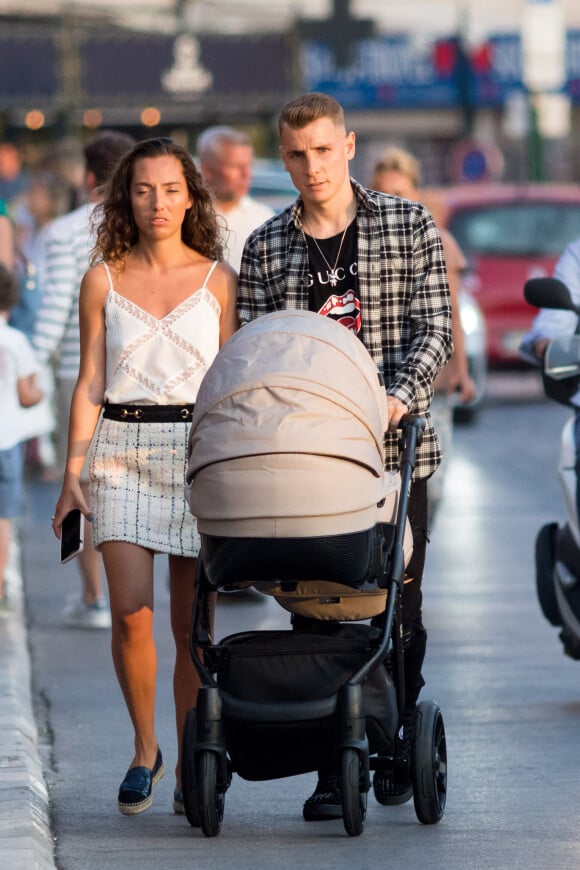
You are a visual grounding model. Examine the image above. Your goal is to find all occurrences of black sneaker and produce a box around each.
[303,774,342,821]
[373,718,415,806]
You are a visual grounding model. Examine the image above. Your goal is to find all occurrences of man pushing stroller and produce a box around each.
[236,92,453,817]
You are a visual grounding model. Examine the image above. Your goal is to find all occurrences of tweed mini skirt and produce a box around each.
[89,416,200,557]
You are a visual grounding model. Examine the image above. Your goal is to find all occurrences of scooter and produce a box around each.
[524,277,580,660]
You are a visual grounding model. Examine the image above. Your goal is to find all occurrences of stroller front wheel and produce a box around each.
[341,748,367,837]
[198,751,224,837]
[181,708,200,828]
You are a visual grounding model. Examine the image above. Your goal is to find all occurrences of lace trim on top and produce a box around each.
[101,260,221,404]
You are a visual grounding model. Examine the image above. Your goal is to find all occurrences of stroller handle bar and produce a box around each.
[391,414,424,586]
[349,414,425,690]
[398,413,425,443]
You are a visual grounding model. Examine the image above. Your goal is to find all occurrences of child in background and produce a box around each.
[0,262,43,612]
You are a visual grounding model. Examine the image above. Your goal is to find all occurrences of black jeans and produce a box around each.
[369,476,429,717]
[400,477,429,716]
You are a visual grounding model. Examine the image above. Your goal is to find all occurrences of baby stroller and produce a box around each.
[183,310,447,837]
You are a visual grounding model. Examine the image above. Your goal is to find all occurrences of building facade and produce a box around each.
[1,4,580,183]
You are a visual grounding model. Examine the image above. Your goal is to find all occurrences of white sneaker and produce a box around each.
[63,598,112,629]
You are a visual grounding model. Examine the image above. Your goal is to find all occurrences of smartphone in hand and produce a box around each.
[60,509,85,564]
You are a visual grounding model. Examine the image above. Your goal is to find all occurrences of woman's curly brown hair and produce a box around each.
[90,137,224,265]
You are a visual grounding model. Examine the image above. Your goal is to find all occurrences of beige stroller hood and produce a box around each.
[186,310,399,539]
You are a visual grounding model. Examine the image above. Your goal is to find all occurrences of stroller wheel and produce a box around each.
[198,751,224,837]
[535,523,561,626]
[411,700,447,825]
[341,749,367,837]
[181,708,200,828]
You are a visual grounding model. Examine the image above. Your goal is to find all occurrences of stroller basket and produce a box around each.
[215,626,398,780]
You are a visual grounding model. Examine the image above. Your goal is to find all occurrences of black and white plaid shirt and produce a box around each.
[237,180,453,479]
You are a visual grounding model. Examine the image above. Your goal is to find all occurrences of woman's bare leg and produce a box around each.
[101,540,159,770]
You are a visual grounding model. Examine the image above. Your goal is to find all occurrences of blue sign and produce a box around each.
[303,36,458,109]
[447,138,505,183]
[303,31,580,110]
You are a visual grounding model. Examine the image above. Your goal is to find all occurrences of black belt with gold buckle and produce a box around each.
[103,403,194,422]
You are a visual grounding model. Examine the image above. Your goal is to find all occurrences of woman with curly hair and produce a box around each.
[52,137,238,816]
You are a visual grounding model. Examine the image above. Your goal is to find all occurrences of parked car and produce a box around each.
[250,157,297,212]
[441,184,580,368]
[455,287,487,423]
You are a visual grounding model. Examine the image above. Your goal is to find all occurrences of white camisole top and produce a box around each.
[101,260,221,405]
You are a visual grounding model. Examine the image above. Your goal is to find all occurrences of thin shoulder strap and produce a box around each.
[101,261,115,293]
[201,260,219,288]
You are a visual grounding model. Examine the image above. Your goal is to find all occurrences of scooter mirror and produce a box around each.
[524,277,578,313]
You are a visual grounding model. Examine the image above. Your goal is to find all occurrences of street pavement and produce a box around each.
[0,541,55,870]
[3,372,580,868]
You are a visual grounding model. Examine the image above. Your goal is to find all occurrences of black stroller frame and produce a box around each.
[183,415,447,837]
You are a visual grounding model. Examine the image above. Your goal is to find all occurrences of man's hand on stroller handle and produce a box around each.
[386,395,409,431]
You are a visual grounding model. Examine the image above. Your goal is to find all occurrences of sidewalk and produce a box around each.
[0,536,56,870]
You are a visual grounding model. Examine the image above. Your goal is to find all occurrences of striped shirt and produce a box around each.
[32,203,95,380]
[237,180,453,479]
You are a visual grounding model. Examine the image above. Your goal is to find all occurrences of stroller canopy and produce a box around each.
[186,310,396,538]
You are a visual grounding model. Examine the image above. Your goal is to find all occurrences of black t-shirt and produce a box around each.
[304,219,361,334]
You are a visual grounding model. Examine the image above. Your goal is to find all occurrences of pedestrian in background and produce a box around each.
[0,142,29,210]
[33,130,135,629]
[0,197,14,268]
[237,92,453,818]
[197,125,273,272]
[42,136,86,213]
[0,171,71,476]
[51,137,238,816]
[370,147,476,523]
[10,172,71,355]
[0,262,43,613]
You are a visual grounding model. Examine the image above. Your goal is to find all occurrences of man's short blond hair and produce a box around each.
[278,92,345,134]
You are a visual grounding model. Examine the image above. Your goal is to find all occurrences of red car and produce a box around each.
[441,184,580,367]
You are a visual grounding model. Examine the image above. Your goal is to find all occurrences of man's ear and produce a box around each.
[346,131,356,161]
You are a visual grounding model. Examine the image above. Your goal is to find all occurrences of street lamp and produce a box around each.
[58,4,83,134]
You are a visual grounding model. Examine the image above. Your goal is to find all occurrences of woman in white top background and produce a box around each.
[52,137,238,816]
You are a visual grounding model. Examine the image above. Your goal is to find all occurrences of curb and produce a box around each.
[0,537,56,870]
